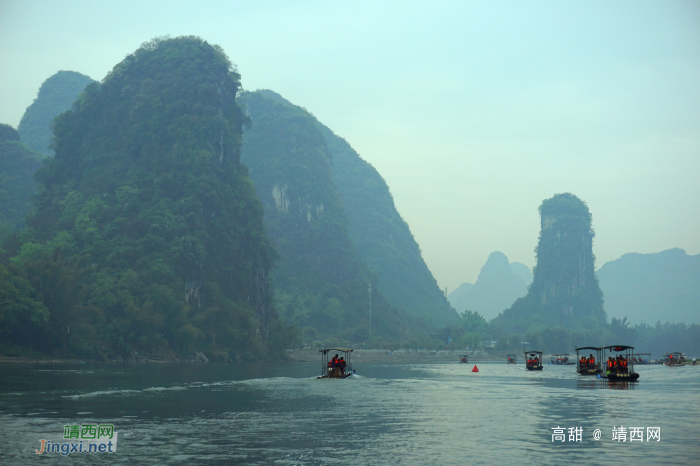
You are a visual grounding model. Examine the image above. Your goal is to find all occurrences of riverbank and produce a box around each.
[286,349,512,363]
[0,349,527,365]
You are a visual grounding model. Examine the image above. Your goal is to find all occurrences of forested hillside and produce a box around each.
[318,122,457,327]
[0,124,45,233]
[240,90,408,341]
[1,37,294,361]
[18,71,95,156]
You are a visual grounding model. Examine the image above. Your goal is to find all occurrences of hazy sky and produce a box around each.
[2,1,699,292]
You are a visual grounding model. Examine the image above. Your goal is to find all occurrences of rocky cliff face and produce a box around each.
[239,90,407,339]
[491,193,606,334]
[318,121,458,327]
[531,193,600,314]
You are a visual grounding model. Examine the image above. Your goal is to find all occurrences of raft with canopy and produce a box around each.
[631,353,656,365]
[600,345,639,382]
[575,346,602,375]
[524,350,543,371]
[506,354,516,364]
[459,354,469,364]
[549,353,575,365]
[318,347,355,379]
[664,352,686,367]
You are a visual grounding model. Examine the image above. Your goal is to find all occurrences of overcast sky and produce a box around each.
[2,0,699,292]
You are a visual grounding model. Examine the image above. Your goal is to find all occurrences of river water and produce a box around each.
[0,361,698,465]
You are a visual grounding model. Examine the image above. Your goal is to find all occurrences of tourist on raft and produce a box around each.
[327,354,347,376]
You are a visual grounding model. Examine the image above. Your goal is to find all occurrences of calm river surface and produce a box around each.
[1,361,698,465]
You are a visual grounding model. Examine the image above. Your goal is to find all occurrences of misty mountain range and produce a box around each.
[597,248,700,325]
[1,42,697,363]
[447,251,532,321]
[450,248,699,325]
[2,59,457,360]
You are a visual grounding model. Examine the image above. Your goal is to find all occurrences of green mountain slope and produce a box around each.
[239,90,408,340]
[597,248,700,324]
[0,124,46,232]
[18,71,96,156]
[318,123,458,327]
[14,37,289,360]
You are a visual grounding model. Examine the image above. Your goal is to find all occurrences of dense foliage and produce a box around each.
[318,120,457,327]
[0,124,46,233]
[2,37,295,360]
[18,71,96,156]
[240,90,409,343]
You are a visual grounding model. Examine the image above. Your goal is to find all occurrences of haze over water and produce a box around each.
[1,362,698,465]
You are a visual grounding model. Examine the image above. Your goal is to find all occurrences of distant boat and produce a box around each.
[459,354,469,364]
[317,347,355,379]
[506,354,516,364]
[549,353,575,365]
[663,352,686,367]
[631,353,659,365]
[524,350,543,371]
[575,347,603,376]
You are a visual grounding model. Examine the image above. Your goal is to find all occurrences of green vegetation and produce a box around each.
[1,37,295,361]
[634,321,700,358]
[0,124,46,233]
[239,90,409,343]
[490,193,606,337]
[429,193,614,353]
[18,71,96,156]
[432,194,698,356]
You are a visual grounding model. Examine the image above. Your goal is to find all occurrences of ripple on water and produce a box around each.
[0,362,698,465]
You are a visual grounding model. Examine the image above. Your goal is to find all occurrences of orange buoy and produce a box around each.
[472,365,479,372]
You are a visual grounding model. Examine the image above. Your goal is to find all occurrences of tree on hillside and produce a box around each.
[12,36,294,360]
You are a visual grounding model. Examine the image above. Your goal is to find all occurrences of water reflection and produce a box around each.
[602,380,637,390]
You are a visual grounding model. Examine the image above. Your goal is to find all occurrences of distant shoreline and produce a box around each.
[0,350,514,365]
